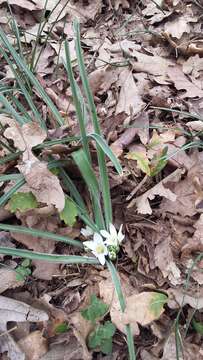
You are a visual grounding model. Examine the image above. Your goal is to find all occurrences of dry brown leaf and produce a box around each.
[0,323,25,360]
[18,331,48,360]
[99,271,139,335]
[95,38,112,68]
[116,68,145,115]
[0,295,48,323]
[35,44,55,76]
[164,12,197,39]
[167,287,203,310]
[161,333,203,360]
[112,0,130,10]
[18,159,65,211]
[122,292,167,327]
[0,267,24,294]
[111,126,138,157]
[111,40,172,82]
[42,0,103,23]
[154,237,181,285]
[186,120,203,132]
[168,66,203,98]
[32,260,61,280]
[142,2,171,24]
[133,169,183,214]
[0,0,37,10]
[183,54,203,78]
[3,120,47,151]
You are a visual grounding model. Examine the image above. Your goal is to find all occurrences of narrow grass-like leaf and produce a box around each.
[0,223,83,248]
[0,46,45,127]
[34,136,79,150]
[88,133,123,175]
[107,260,136,360]
[0,152,21,165]
[60,168,98,231]
[64,40,90,160]
[0,247,99,264]
[0,178,25,207]
[0,93,26,125]
[72,149,99,195]
[32,0,71,71]
[0,27,64,126]
[72,149,105,228]
[151,106,203,121]
[73,19,112,227]
[0,174,23,182]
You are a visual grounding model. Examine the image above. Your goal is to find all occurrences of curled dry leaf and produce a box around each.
[132,169,184,214]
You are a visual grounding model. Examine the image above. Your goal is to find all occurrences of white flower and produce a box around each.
[83,233,108,265]
[100,223,124,247]
[81,225,94,238]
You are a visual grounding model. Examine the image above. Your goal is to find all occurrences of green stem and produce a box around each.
[107,261,136,360]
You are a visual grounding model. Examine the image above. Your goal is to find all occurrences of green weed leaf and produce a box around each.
[8,192,38,212]
[126,152,150,176]
[192,319,203,335]
[149,292,168,318]
[59,197,78,226]
[88,321,116,354]
[81,294,108,323]
[55,322,69,334]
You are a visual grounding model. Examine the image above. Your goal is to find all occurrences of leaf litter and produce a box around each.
[1,0,203,358]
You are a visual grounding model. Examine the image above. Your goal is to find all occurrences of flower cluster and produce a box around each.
[81,224,124,265]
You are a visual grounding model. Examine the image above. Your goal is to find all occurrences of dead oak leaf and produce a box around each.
[18,159,65,211]
[132,169,183,214]
[164,13,197,39]
[167,66,203,98]
[3,120,47,152]
[154,237,182,286]
[116,68,145,115]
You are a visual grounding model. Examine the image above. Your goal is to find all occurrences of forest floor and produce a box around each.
[0,0,203,359]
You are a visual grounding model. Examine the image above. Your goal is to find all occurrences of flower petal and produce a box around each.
[93,232,104,244]
[81,226,94,237]
[109,223,117,238]
[97,253,106,265]
[100,229,110,238]
[83,240,95,251]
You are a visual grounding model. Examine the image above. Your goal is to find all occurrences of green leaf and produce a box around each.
[81,294,108,323]
[59,197,78,226]
[8,192,38,212]
[192,319,203,335]
[150,147,168,177]
[16,266,31,281]
[126,152,151,176]
[55,322,69,334]
[88,133,123,175]
[88,321,116,354]
[149,292,168,318]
